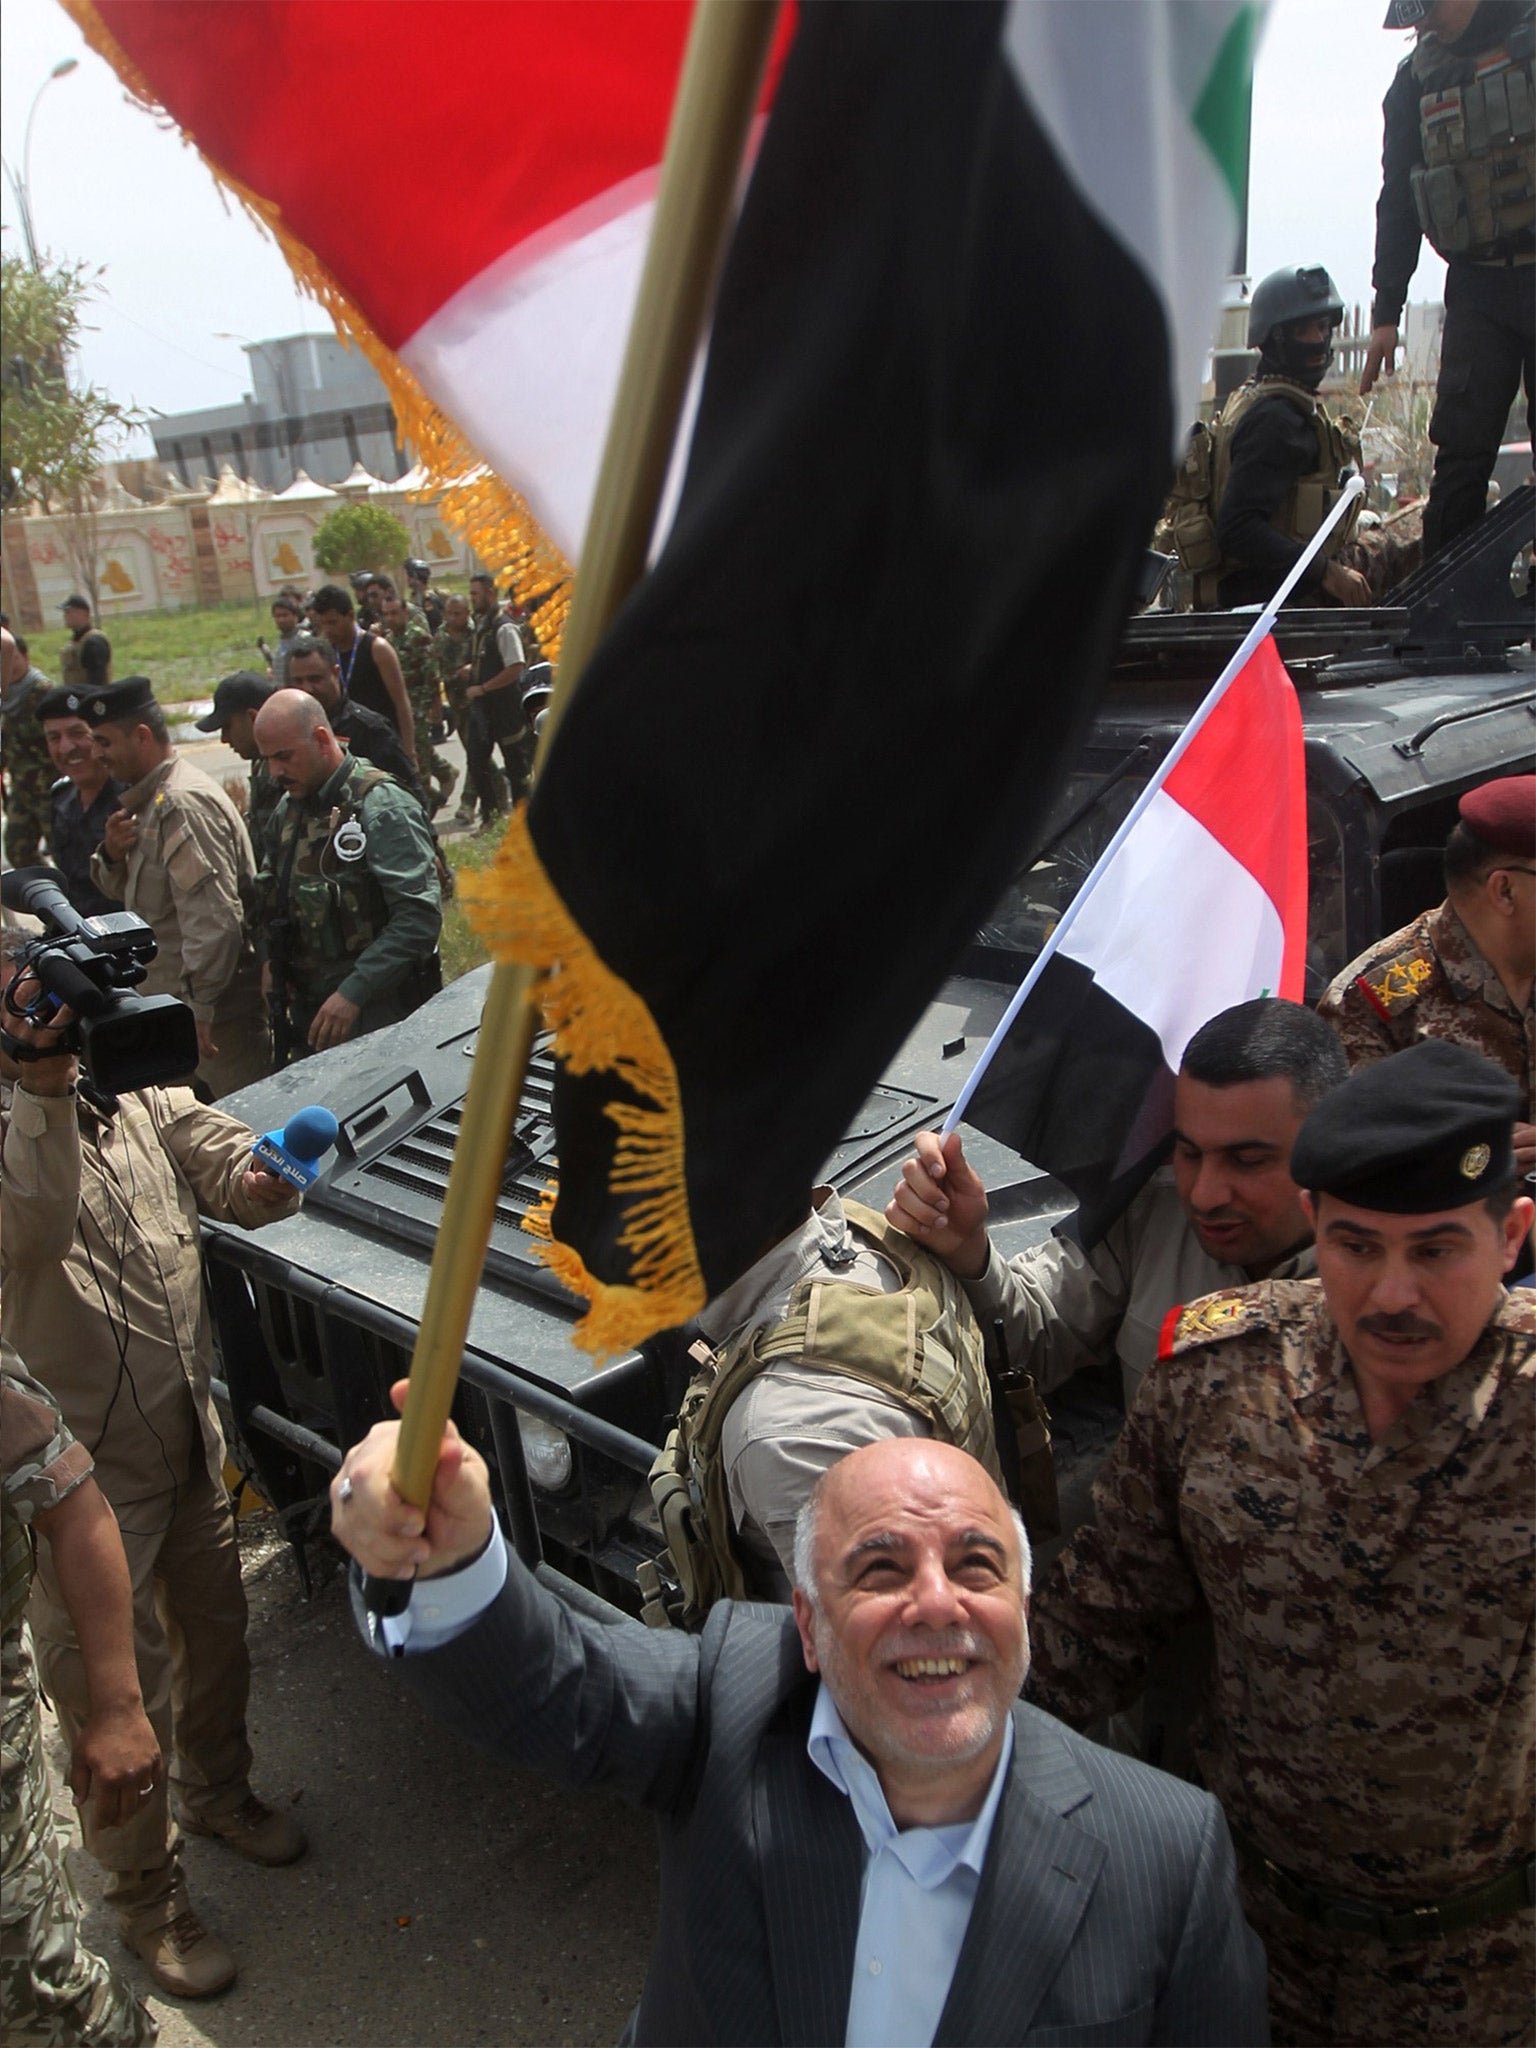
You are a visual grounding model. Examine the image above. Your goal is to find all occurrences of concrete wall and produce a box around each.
[1,470,473,632]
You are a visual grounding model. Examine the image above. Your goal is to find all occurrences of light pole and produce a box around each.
[2,58,80,269]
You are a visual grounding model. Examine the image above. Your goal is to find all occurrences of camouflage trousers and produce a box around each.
[2,763,52,869]
[407,687,454,808]
[0,1633,156,2045]
[1247,1875,1535,2047]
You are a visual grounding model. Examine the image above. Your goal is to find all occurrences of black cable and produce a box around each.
[75,1098,180,1539]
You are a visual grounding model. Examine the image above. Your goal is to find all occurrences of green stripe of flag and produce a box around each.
[1192,5,1259,215]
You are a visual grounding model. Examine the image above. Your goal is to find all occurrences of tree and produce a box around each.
[1,254,140,516]
[2,255,143,614]
[311,501,411,578]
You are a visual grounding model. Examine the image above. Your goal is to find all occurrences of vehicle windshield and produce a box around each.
[973,766,1149,969]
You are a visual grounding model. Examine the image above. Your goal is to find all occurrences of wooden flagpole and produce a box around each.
[373,0,782,1592]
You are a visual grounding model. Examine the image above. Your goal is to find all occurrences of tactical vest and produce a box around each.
[1161,380,1362,610]
[640,1199,1002,1631]
[270,762,393,999]
[1411,18,1535,263]
[473,610,521,690]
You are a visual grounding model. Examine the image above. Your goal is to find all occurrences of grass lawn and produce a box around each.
[441,819,507,983]
[28,586,477,708]
[28,602,276,707]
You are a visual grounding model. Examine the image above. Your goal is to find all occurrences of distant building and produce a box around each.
[150,332,407,492]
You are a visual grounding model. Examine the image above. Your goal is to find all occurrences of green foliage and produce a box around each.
[311,501,412,577]
[1,254,141,509]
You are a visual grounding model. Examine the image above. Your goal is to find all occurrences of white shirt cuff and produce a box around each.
[377,1520,509,1655]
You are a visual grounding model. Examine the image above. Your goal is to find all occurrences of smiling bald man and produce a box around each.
[333,1415,1265,2046]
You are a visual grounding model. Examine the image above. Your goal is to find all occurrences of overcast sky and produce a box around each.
[2,0,1445,458]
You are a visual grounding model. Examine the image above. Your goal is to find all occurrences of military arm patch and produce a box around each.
[1157,1287,1269,1361]
[1357,949,1434,1021]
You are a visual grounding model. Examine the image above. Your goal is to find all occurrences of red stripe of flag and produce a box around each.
[1162,633,1309,998]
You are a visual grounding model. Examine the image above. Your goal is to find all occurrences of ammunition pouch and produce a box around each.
[996,1368,1062,1541]
[642,1201,1001,1631]
[1413,29,1535,263]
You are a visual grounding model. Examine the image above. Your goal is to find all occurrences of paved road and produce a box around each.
[48,1525,659,2048]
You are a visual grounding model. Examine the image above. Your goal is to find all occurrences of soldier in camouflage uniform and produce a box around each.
[380,588,456,815]
[1,627,56,868]
[254,690,442,1064]
[2,1343,158,2046]
[1320,777,1534,1175]
[432,594,499,826]
[1027,1040,1535,2046]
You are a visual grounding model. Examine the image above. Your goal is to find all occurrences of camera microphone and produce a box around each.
[251,1106,340,1192]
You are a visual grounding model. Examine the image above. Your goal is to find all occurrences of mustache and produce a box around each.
[1357,1311,1442,1341]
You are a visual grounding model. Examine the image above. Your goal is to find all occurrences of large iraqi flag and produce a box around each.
[76,0,1268,1349]
[457,0,1269,1350]
[958,633,1309,1242]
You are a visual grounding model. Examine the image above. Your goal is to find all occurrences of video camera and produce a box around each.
[0,866,199,1095]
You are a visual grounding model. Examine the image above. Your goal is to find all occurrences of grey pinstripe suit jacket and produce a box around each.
[373,1561,1267,2046]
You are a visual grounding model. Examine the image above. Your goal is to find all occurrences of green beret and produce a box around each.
[1291,1040,1519,1213]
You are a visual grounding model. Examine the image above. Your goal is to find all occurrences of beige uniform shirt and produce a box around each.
[708,1189,913,1597]
[963,1169,1314,1408]
[89,752,257,1029]
[0,1082,297,1508]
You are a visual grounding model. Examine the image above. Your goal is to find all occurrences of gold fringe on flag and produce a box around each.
[62,0,572,655]
[461,810,706,1353]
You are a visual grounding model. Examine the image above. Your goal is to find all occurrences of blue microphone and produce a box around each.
[251,1106,340,1192]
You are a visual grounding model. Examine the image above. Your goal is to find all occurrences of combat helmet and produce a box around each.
[1247,265,1345,389]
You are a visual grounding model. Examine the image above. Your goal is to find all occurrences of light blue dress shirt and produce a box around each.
[376,1519,509,1654]
[807,1684,1014,2048]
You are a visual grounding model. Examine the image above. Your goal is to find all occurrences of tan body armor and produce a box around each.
[1411,22,1534,262]
[1162,380,1362,610]
[641,1199,1002,1630]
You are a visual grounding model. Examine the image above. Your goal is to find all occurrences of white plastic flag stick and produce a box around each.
[944,473,1365,1136]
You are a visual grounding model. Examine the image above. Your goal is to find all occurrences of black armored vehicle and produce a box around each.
[207,490,1535,1615]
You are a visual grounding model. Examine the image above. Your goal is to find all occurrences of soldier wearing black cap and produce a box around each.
[84,678,269,1097]
[195,672,280,847]
[34,683,123,916]
[1320,773,1534,1172]
[1027,1039,1535,2047]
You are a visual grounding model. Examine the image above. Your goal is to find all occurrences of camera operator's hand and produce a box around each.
[309,991,360,1052]
[102,808,139,863]
[0,971,79,1095]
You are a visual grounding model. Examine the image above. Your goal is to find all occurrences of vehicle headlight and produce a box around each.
[518,1414,573,1492]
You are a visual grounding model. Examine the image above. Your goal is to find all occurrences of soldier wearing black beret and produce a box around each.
[1027,1038,1535,2047]
[33,684,123,917]
[1319,774,1535,1173]
[85,676,269,1097]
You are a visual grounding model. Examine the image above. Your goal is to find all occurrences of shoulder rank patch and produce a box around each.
[1359,951,1434,1020]
[1158,1288,1267,1361]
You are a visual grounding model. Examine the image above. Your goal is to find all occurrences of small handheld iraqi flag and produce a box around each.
[948,487,1364,1244]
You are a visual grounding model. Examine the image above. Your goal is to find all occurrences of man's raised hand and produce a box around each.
[885,1129,991,1279]
[330,1379,493,1580]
